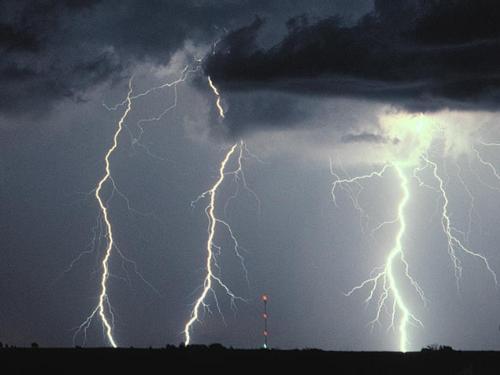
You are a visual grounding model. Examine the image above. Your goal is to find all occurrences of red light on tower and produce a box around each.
[261,294,269,349]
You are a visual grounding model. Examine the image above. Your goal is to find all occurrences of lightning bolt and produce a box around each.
[183,76,256,345]
[339,164,424,352]
[207,76,225,118]
[183,143,241,345]
[94,78,134,347]
[473,146,500,189]
[334,125,498,351]
[81,77,134,348]
[454,160,476,243]
[73,63,200,347]
[422,155,498,289]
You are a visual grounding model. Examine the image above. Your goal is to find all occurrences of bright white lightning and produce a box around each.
[454,160,475,243]
[339,164,424,352]
[334,129,499,352]
[207,76,225,118]
[74,64,199,347]
[183,76,255,345]
[473,146,500,187]
[422,155,498,289]
[183,143,242,346]
[96,78,134,347]
[84,78,134,348]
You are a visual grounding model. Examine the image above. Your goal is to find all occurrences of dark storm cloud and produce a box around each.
[0,0,254,117]
[0,0,372,119]
[0,0,119,116]
[341,132,394,144]
[217,91,314,135]
[205,0,500,115]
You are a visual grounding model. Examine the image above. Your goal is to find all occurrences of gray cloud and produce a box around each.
[0,0,372,120]
[205,0,500,123]
[341,132,397,144]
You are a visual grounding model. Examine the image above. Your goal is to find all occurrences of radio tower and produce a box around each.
[262,294,268,349]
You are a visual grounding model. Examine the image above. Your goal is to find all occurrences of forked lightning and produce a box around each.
[332,117,498,352]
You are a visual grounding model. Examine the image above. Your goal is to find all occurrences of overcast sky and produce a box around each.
[2,0,500,351]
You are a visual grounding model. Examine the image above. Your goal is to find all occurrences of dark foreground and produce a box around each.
[1,346,499,374]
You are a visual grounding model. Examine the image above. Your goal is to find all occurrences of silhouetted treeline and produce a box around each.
[421,344,454,352]
[0,344,498,374]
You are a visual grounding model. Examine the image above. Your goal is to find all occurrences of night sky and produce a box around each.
[2,0,500,351]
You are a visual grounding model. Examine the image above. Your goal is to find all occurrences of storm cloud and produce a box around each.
[341,132,396,144]
[0,0,371,119]
[205,0,500,115]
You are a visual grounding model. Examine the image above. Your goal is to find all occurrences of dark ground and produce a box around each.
[0,346,499,374]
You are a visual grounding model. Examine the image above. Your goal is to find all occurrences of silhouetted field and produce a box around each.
[0,345,498,374]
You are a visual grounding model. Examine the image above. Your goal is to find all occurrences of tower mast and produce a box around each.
[262,294,268,349]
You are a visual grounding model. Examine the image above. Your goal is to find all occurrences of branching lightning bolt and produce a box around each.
[73,64,200,347]
[183,76,255,345]
[473,145,500,190]
[423,155,498,289]
[183,143,242,346]
[78,78,134,348]
[337,164,424,352]
[333,124,499,352]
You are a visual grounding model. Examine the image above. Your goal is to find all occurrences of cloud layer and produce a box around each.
[205,0,500,114]
[0,0,371,119]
